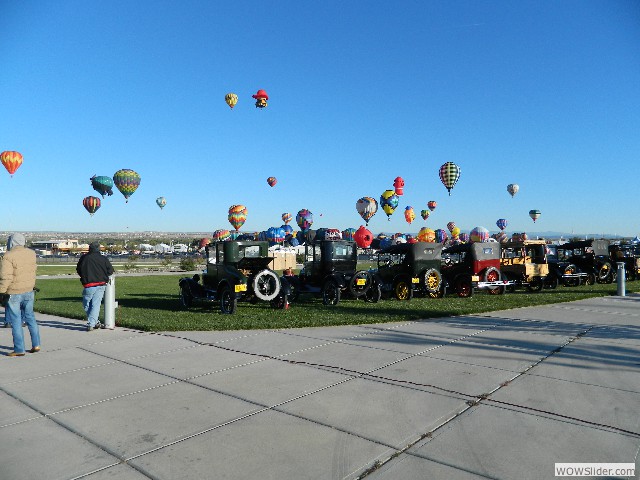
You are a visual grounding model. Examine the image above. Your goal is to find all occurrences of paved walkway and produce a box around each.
[1,295,639,479]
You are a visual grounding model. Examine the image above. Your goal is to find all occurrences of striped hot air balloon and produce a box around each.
[82,196,101,216]
[228,205,248,231]
[470,226,490,243]
[529,209,541,223]
[282,212,292,225]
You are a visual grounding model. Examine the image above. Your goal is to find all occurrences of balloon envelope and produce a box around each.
[90,175,114,198]
[447,221,456,233]
[439,162,461,195]
[420,210,430,221]
[507,183,519,198]
[470,226,490,243]
[393,176,405,195]
[404,206,415,224]
[417,227,436,242]
[529,209,541,223]
[225,93,238,109]
[82,196,101,216]
[0,151,23,176]
[282,212,292,224]
[228,205,248,231]
[496,218,508,231]
[156,197,167,209]
[356,197,378,225]
[267,176,277,187]
[353,226,373,248]
[434,229,448,243]
[296,209,313,231]
[212,229,231,242]
[113,169,141,202]
[427,201,437,212]
[342,227,356,241]
[380,190,399,219]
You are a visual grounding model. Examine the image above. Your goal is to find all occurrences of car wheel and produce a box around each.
[423,268,442,294]
[252,270,281,301]
[585,273,596,285]
[393,277,413,301]
[455,276,473,298]
[597,263,612,283]
[364,282,381,303]
[348,270,372,298]
[527,276,543,292]
[220,286,237,314]
[179,285,193,308]
[545,274,559,290]
[270,293,289,309]
[484,267,502,295]
[428,283,446,298]
[322,280,341,306]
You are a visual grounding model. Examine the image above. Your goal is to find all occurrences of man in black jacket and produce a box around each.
[76,242,114,331]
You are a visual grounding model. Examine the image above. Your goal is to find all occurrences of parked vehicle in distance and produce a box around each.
[556,239,613,284]
[178,240,287,314]
[369,242,444,301]
[500,240,549,292]
[609,244,639,281]
[288,239,372,305]
[544,244,589,288]
[441,242,511,297]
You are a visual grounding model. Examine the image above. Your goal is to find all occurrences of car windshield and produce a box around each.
[331,243,354,260]
[239,245,261,258]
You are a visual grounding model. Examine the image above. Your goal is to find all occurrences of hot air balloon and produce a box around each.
[427,200,437,212]
[420,210,430,221]
[90,175,114,198]
[296,209,313,231]
[156,197,167,210]
[113,169,141,202]
[252,89,269,108]
[356,197,378,225]
[459,232,470,243]
[212,229,231,242]
[353,226,373,248]
[451,226,461,238]
[225,93,238,109]
[267,176,277,187]
[404,206,416,224]
[507,183,519,198]
[282,224,294,235]
[529,209,541,223]
[266,226,286,245]
[282,212,292,224]
[82,196,101,216]
[417,227,436,243]
[393,177,405,195]
[435,229,448,243]
[496,218,508,231]
[199,238,211,249]
[380,190,399,220]
[342,228,356,241]
[1,151,23,176]
[447,221,456,233]
[228,204,248,231]
[439,162,461,195]
[470,226,490,243]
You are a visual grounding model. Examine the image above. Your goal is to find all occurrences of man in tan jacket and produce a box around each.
[0,233,40,356]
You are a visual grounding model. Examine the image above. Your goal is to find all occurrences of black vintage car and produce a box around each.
[178,240,287,314]
[556,239,613,284]
[543,244,589,288]
[441,242,512,297]
[609,244,640,281]
[369,242,443,301]
[288,239,372,306]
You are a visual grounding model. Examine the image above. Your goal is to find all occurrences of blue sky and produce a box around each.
[1,1,639,237]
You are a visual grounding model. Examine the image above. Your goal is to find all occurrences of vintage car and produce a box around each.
[556,239,613,283]
[178,240,287,314]
[609,244,640,281]
[441,241,512,297]
[500,240,549,292]
[544,244,589,288]
[288,238,372,306]
[368,242,443,301]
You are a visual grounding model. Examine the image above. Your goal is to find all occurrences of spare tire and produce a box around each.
[423,268,442,294]
[252,270,281,301]
[348,270,372,298]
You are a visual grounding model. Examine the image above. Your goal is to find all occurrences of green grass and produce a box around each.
[33,275,639,332]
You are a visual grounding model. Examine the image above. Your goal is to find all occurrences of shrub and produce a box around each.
[179,257,199,271]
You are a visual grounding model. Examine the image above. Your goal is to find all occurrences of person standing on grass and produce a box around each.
[76,242,114,332]
[0,233,40,357]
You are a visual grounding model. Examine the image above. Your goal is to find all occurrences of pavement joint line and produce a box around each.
[1,360,119,386]
[550,305,640,317]
[67,462,157,480]
[521,370,640,395]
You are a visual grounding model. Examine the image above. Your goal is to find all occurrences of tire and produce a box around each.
[220,286,237,314]
[285,276,301,302]
[527,276,543,292]
[597,262,612,283]
[484,267,502,295]
[423,268,442,294]
[364,282,382,303]
[455,276,473,298]
[544,274,559,290]
[179,285,193,308]
[428,283,446,298]
[393,277,413,301]
[348,270,372,298]
[322,280,341,306]
[585,273,596,286]
[270,293,289,309]
[252,270,281,301]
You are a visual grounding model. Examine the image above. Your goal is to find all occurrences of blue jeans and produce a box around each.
[6,290,40,354]
[82,285,106,327]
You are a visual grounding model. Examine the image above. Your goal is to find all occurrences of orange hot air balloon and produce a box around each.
[1,151,23,176]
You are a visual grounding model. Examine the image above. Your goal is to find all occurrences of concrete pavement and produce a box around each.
[1,295,639,479]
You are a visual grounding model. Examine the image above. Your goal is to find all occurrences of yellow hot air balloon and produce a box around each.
[1,151,23,176]
[225,93,238,109]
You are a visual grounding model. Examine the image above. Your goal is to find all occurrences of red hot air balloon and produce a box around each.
[427,200,437,212]
[1,151,23,176]
[267,176,277,187]
[82,196,101,216]
[393,177,405,195]
[253,89,269,108]
[353,226,373,248]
